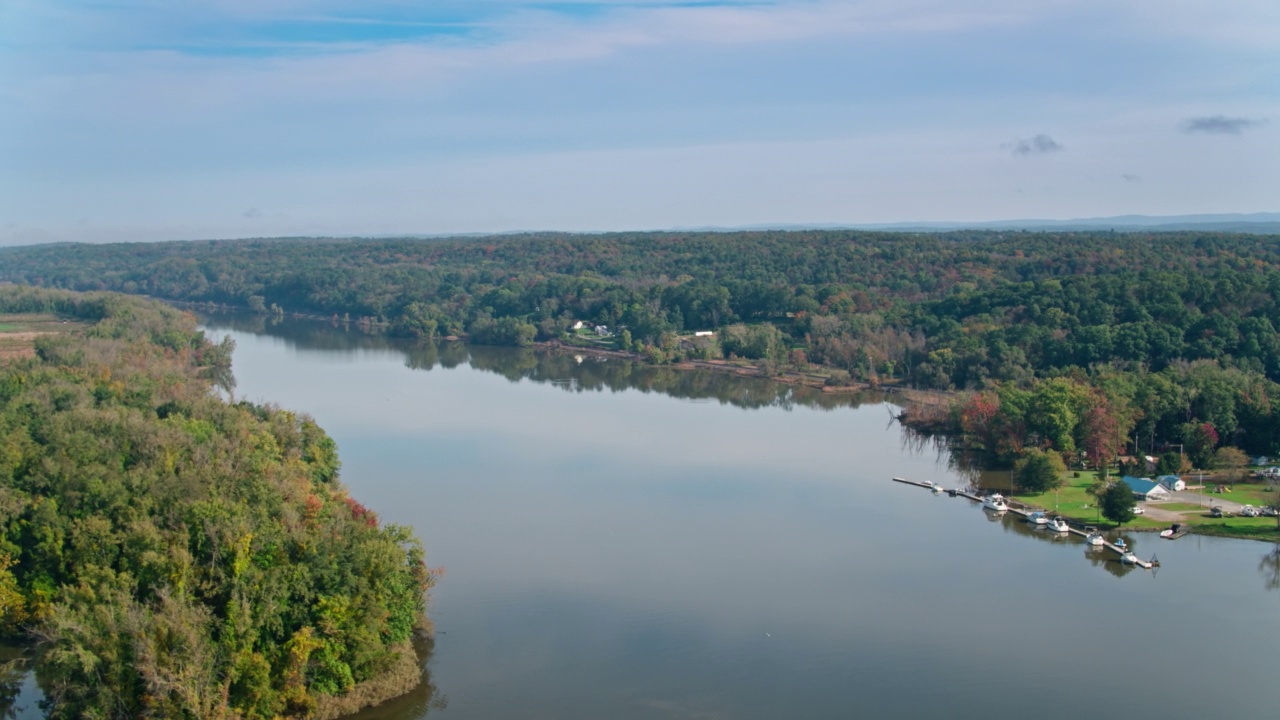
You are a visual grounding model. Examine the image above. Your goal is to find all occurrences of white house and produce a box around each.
[571,321,588,331]
[1157,474,1186,492]
[694,330,715,337]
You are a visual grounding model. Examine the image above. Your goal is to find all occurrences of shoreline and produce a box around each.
[171,297,962,403]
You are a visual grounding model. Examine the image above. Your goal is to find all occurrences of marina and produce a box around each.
[892,477,1160,569]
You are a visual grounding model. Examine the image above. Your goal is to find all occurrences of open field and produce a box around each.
[0,313,84,360]
[1011,472,1279,540]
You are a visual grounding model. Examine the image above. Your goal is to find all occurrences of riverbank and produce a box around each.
[1010,473,1280,542]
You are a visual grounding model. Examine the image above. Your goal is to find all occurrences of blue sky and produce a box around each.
[1,0,1277,243]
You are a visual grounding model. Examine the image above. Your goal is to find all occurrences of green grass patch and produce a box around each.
[1189,520,1280,541]
[1008,474,1163,529]
[1209,484,1280,507]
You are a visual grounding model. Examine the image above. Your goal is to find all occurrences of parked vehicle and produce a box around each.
[1240,504,1261,517]
[1211,506,1231,518]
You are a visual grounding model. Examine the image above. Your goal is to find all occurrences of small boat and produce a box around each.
[1159,523,1183,539]
[982,493,1008,512]
[1121,551,1141,564]
[1084,526,1105,546]
[1114,537,1128,552]
[1047,516,1070,533]
[931,483,944,495]
[1026,511,1049,526]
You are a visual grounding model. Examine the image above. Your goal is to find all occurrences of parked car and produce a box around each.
[1211,505,1232,518]
[1240,504,1261,517]
[1262,506,1279,517]
[1133,505,1145,515]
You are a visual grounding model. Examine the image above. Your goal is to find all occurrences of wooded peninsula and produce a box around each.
[0,287,434,719]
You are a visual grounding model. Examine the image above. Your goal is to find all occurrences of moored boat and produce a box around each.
[1084,526,1104,546]
[1047,516,1070,533]
[1026,511,1049,526]
[982,493,1008,512]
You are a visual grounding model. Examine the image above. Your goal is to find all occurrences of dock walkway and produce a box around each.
[893,477,1158,569]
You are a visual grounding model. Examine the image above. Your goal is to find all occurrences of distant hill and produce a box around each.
[695,212,1280,234]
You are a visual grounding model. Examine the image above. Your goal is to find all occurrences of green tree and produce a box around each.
[1156,451,1182,476]
[1100,481,1137,526]
[1213,446,1249,484]
[1013,448,1067,493]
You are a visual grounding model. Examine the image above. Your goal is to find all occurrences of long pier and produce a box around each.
[892,477,1158,569]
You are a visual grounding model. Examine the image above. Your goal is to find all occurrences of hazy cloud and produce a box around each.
[1181,115,1264,135]
[1007,134,1063,156]
[243,207,264,218]
[1122,173,1141,182]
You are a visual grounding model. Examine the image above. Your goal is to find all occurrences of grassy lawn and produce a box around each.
[1190,518,1280,540]
[1208,483,1280,507]
[1010,473,1162,529]
[1010,472,1280,539]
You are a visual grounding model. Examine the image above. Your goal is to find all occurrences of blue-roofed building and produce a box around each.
[1157,474,1185,492]
[1120,476,1171,501]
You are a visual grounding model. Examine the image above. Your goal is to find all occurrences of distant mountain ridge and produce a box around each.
[679,212,1280,235]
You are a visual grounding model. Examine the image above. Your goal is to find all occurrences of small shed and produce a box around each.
[1156,474,1185,492]
[1120,476,1172,501]
[1252,456,1271,467]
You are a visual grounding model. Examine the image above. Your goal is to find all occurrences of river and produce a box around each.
[6,314,1279,719]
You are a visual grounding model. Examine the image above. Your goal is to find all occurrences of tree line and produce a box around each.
[5,230,1280,461]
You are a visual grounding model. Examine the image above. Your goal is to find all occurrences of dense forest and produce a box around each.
[5,230,1280,467]
[0,287,433,719]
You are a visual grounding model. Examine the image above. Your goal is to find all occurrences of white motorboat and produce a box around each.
[931,483,944,494]
[1047,516,1070,533]
[1026,511,1049,526]
[1084,526,1105,546]
[1159,523,1183,539]
[982,493,1008,512]
[1121,551,1141,564]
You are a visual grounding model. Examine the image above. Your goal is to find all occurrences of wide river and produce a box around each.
[10,315,1280,719]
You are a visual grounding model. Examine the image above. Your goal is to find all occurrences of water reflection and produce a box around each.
[179,313,1280,720]
[197,312,889,414]
[344,638,445,720]
[1261,544,1280,591]
[972,503,1149,579]
[0,648,33,720]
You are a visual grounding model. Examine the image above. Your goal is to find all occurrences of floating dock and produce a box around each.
[893,477,1158,569]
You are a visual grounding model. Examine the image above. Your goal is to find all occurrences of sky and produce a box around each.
[1,0,1277,244]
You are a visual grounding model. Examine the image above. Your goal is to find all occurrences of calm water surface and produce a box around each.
[10,315,1278,719]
